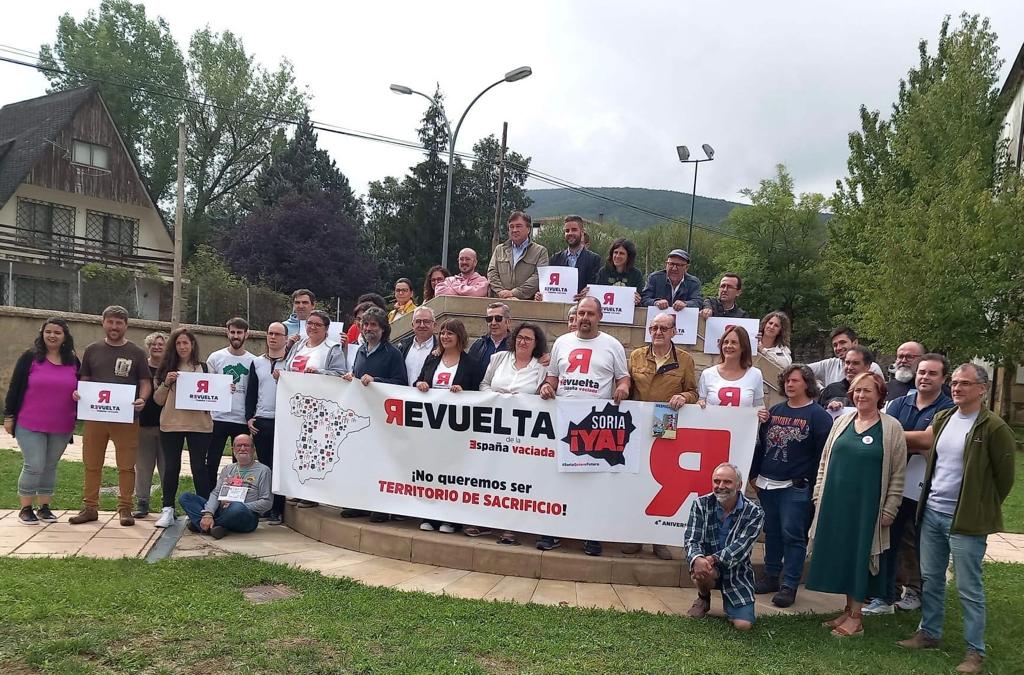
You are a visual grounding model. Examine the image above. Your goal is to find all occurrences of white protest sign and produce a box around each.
[219,485,249,502]
[76,382,136,423]
[175,371,232,412]
[644,307,699,345]
[538,266,578,304]
[587,284,634,325]
[703,316,763,354]
[347,343,359,369]
[273,373,758,545]
[327,321,345,345]
[298,320,307,340]
[903,455,927,500]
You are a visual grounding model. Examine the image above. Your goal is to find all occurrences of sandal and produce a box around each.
[497,532,520,546]
[831,612,864,638]
[823,606,851,628]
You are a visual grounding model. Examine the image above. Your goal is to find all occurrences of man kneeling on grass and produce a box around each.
[179,435,271,539]
[683,463,764,630]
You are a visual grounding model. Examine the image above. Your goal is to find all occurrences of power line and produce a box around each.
[0,45,748,242]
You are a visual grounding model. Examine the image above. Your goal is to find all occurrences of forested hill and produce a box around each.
[524,187,747,230]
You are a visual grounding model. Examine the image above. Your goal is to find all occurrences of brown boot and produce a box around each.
[897,630,940,650]
[68,507,99,525]
[955,650,984,673]
[118,509,135,526]
[686,593,711,619]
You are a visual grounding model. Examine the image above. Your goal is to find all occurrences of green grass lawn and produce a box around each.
[1001,457,1024,534]
[0,448,194,511]
[0,556,1021,674]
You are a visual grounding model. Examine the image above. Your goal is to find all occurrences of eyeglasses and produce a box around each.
[306,321,325,328]
[413,319,433,325]
[666,261,685,268]
[719,283,738,290]
[485,315,505,323]
[649,325,673,333]
[395,287,410,293]
[515,335,535,342]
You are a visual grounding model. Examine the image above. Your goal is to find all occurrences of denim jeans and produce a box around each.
[758,484,812,589]
[15,426,70,496]
[919,507,988,655]
[179,492,259,533]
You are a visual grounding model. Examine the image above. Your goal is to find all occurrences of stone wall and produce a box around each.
[0,305,267,396]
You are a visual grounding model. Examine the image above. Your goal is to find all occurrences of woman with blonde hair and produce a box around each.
[807,372,906,638]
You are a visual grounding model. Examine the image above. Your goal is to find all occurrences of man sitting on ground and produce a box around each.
[434,248,490,297]
[179,435,271,539]
[684,463,764,630]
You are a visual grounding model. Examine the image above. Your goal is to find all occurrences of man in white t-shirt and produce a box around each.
[539,295,630,556]
[205,317,256,489]
[807,326,884,386]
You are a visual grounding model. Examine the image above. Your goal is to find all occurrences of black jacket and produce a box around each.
[548,248,603,293]
[818,379,851,407]
[353,341,408,386]
[416,352,483,391]
[4,350,81,424]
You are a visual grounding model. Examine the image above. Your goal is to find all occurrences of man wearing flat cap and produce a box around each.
[640,249,703,310]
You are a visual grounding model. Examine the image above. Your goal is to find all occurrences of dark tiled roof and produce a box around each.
[0,86,95,209]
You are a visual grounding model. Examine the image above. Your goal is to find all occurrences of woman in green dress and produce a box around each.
[807,372,906,638]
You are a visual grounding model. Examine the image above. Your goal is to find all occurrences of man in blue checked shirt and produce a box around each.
[684,462,765,630]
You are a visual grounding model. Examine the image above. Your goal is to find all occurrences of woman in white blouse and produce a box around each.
[698,325,770,422]
[480,322,547,395]
[757,311,792,368]
[477,322,548,545]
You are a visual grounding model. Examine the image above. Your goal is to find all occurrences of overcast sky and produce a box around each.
[2,1,1022,206]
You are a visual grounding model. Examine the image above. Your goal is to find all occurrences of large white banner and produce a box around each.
[273,373,758,545]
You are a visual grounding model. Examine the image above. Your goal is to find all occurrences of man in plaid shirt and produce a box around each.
[684,463,764,630]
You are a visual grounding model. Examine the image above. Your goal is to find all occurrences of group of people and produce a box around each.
[3,210,1016,674]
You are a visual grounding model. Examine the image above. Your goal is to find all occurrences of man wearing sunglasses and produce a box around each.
[467,302,512,373]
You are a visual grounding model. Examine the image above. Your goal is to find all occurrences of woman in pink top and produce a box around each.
[3,318,80,525]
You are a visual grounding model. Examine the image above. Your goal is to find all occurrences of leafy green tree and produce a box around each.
[826,14,1005,362]
[250,112,359,219]
[711,165,830,350]
[39,0,187,204]
[183,28,308,254]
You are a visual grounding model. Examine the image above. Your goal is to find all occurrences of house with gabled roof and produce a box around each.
[0,86,173,319]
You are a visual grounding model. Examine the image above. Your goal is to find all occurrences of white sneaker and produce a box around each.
[154,507,176,529]
[896,589,922,611]
[419,521,434,531]
[438,523,456,534]
[861,597,895,615]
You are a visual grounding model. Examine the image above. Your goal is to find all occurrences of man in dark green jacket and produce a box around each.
[898,364,1016,674]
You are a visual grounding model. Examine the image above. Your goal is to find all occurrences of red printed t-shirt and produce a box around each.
[545,332,628,399]
[698,365,765,408]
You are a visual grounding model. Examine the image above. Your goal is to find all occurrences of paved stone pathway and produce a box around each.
[0,509,160,558]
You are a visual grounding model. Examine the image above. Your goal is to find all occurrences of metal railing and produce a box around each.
[0,223,174,277]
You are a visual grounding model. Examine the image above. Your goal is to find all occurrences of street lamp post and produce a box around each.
[676,143,715,253]
[391,66,532,269]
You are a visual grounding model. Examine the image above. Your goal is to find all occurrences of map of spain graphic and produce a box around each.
[289,394,370,483]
